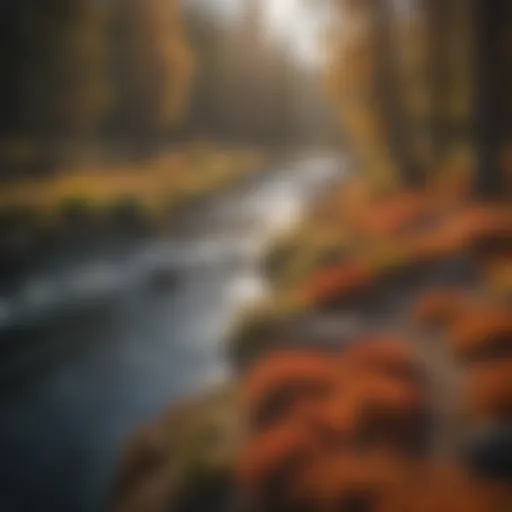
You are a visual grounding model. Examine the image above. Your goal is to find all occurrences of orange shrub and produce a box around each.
[442,204,512,258]
[401,463,497,512]
[240,351,337,431]
[292,458,502,512]
[339,337,418,382]
[346,373,426,447]
[307,391,363,443]
[483,255,512,299]
[405,224,468,265]
[291,450,407,511]
[275,358,425,451]
[400,204,510,268]
[448,307,512,361]
[465,359,512,421]
[301,260,374,308]
[412,289,469,327]
[353,191,428,238]
[236,422,318,500]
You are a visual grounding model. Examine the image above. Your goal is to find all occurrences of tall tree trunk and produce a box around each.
[425,0,453,161]
[474,0,507,198]
[371,0,424,188]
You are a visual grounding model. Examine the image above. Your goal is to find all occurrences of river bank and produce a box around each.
[0,153,344,512]
[112,166,512,512]
[206,172,511,511]
[0,144,265,292]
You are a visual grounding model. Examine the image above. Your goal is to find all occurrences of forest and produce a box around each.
[0,0,335,289]
[0,0,331,176]
[0,1,511,512]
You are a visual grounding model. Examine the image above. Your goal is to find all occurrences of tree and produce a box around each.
[370,0,424,187]
[110,0,195,150]
[474,0,510,197]
[0,0,110,170]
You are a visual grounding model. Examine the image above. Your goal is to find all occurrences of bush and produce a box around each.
[236,421,316,502]
[448,307,512,362]
[412,289,469,328]
[465,359,512,422]
[240,350,336,432]
[300,260,374,310]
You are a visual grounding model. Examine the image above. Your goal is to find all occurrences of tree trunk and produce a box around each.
[474,0,507,198]
[371,0,424,188]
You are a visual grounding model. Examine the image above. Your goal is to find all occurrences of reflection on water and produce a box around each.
[0,154,344,511]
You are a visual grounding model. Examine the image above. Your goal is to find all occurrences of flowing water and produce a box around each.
[0,154,346,511]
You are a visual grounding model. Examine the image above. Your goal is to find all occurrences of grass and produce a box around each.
[0,142,264,228]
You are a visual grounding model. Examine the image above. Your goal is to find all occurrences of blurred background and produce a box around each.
[0,0,510,511]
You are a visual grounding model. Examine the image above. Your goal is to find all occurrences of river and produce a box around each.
[0,154,345,512]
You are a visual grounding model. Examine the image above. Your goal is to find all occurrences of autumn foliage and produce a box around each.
[412,289,470,327]
[235,294,512,511]
[448,307,512,361]
[240,351,337,432]
[441,205,512,258]
[300,261,374,308]
[484,255,512,296]
[339,337,419,382]
[235,338,430,510]
[465,359,512,421]
[291,450,407,511]
[236,422,318,501]
[352,191,430,238]
[292,193,511,316]
[230,180,512,511]
[229,0,512,503]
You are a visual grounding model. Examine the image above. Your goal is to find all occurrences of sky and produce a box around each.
[184,0,330,68]
[265,0,329,66]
